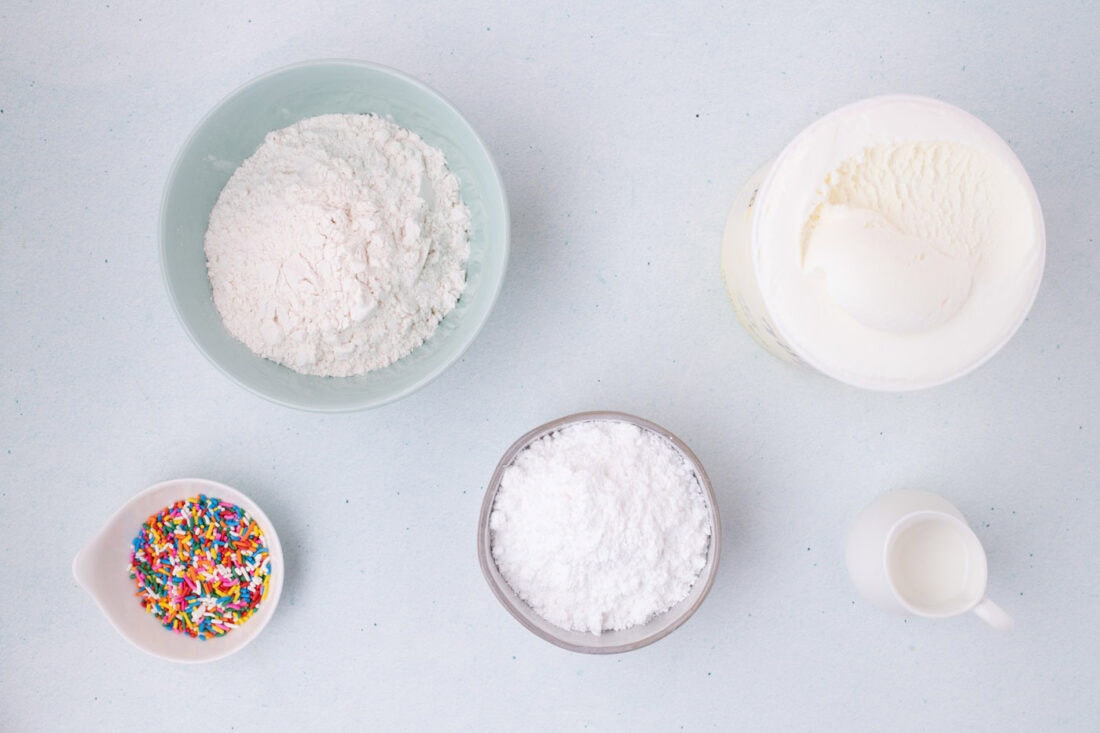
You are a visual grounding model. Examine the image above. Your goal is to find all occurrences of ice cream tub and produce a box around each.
[720,95,1045,391]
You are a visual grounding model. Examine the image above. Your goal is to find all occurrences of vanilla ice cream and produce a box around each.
[721,96,1045,390]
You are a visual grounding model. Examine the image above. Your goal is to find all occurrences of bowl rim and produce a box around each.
[158,58,511,412]
[72,477,285,663]
[477,411,722,654]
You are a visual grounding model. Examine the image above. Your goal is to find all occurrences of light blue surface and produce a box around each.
[1,2,1098,731]
[161,60,509,411]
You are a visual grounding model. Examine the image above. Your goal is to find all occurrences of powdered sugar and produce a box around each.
[204,113,470,377]
[489,420,712,634]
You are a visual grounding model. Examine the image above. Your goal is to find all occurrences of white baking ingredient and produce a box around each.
[800,142,984,334]
[489,420,712,634]
[205,113,470,377]
[747,96,1042,388]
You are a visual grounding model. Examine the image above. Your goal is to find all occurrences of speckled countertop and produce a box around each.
[2,2,1098,730]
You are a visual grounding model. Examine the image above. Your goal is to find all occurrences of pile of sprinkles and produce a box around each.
[128,494,271,640]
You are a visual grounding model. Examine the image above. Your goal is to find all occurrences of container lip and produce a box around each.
[748,93,1047,392]
[158,58,511,412]
[477,411,722,654]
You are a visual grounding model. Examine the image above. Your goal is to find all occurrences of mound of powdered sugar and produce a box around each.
[204,113,470,377]
[489,420,713,634]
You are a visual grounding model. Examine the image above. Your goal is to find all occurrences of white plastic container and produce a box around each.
[721,95,1045,391]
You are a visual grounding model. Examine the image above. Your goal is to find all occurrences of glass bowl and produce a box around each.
[477,411,722,653]
[160,59,509,411]
[73,478,284,663]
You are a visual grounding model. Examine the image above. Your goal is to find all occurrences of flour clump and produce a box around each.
[204,113,470,376]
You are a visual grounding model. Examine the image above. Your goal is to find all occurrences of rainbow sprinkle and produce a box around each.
[128,494,271,640]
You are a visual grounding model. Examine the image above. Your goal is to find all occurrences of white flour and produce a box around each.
[489,420,712,634]
[205,113,470,377]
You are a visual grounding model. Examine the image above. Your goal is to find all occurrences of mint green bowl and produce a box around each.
[160,60,509,411]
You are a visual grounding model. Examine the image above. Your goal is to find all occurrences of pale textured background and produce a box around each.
[2,1,1098,730]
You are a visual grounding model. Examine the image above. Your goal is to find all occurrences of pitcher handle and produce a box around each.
[972,597,1013,630]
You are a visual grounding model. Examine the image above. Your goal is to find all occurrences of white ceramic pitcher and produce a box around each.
[846,490,1012,630]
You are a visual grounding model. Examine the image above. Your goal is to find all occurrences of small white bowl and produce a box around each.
[478,411,722,653]
[73,478,284,663]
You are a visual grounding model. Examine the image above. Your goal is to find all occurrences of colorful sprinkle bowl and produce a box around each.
[73,478,285,663]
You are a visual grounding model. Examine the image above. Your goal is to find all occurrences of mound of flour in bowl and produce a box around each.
[489,420,713,634]
[205,113,470,377]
